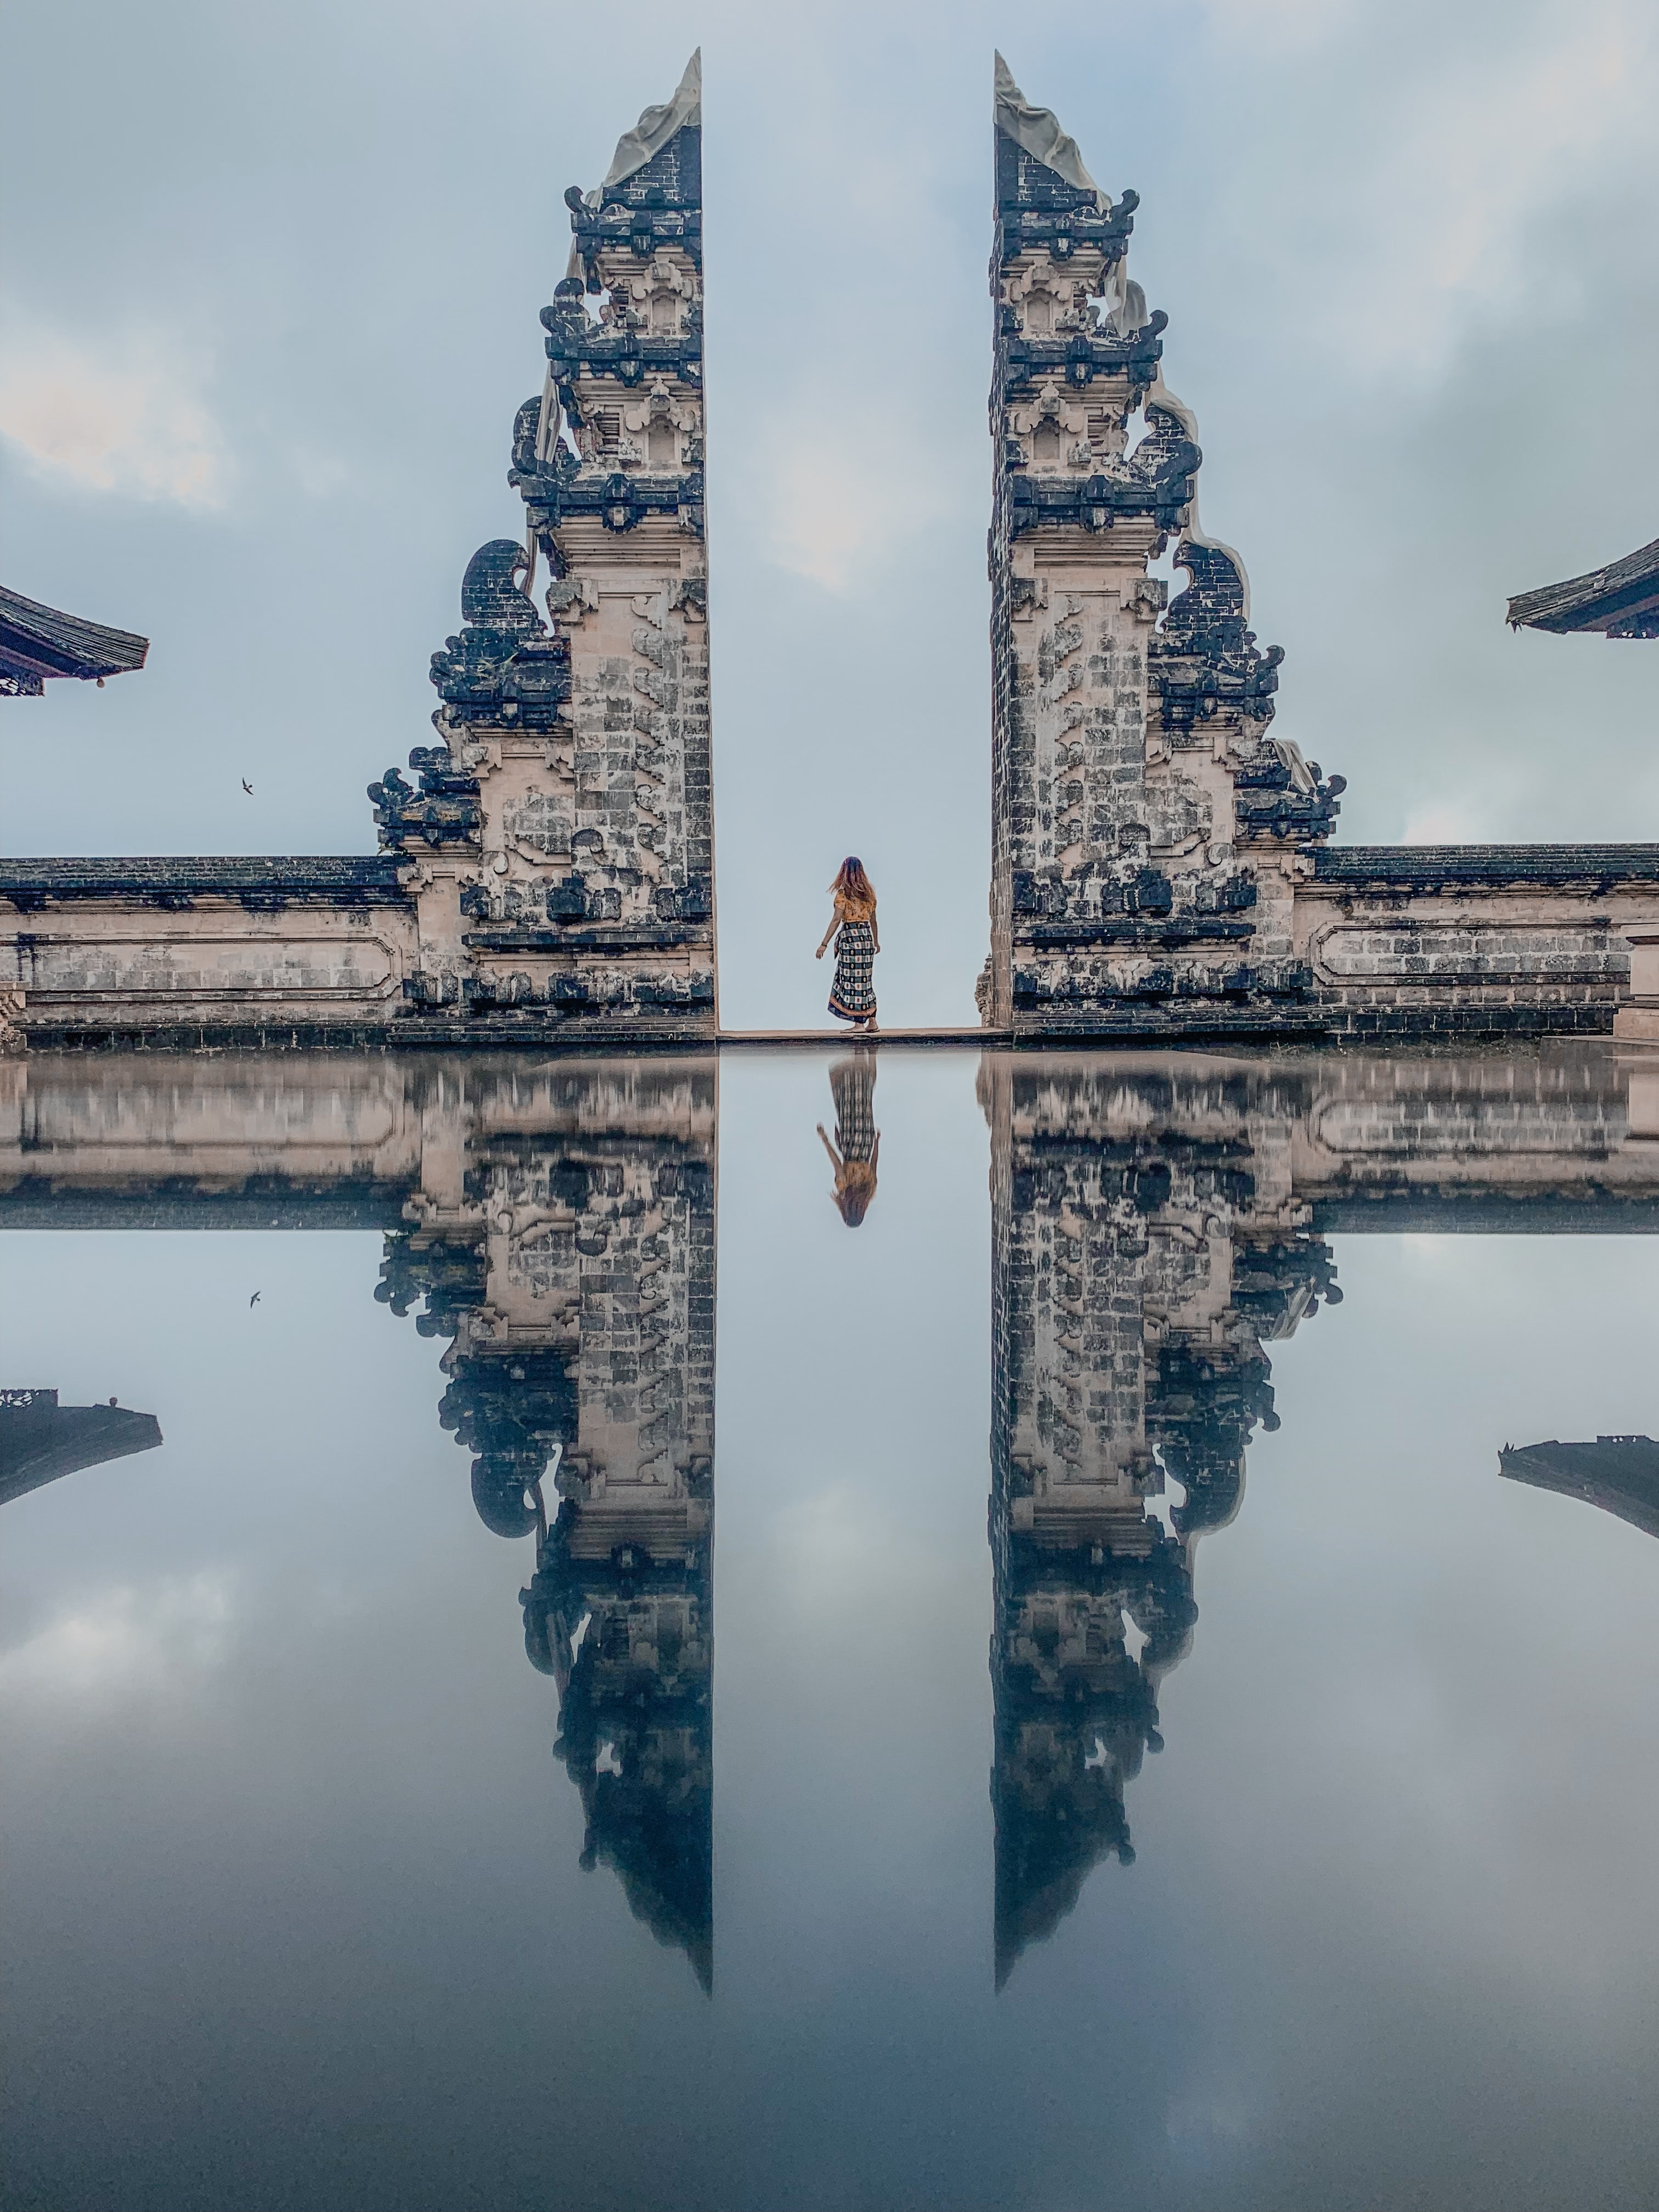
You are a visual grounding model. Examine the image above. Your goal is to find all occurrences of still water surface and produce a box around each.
[3,1044,1657,2211]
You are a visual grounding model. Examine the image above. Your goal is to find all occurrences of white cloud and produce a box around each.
[1201,0,1357,45]
[1402,796,1493,844]
[0,317,234,509]
[1255,0,1659,382]
[749,391,957,594]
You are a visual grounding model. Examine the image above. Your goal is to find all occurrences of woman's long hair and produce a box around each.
[834,1163,878,1228]
[830,856,877,914]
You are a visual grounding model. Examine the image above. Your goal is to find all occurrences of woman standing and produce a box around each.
[816,857,880,1031]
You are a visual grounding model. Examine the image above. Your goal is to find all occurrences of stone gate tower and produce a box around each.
[371,55,715,1039]
[987,58,1344,1037]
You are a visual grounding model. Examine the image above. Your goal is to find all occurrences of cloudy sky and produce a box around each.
[3,0,1656,1026]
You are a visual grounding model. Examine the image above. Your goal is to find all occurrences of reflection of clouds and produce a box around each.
[0,1573,236,1699]
[1164,2083,1262,2162]
[771,1486,890,1612]
[767,1481,955,1634]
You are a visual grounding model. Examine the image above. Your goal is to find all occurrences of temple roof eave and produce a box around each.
[0,584,149,692]
[1506,537,1659,636]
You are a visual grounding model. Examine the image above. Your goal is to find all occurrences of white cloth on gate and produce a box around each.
[993,53,1106,209]
[599,48,701,193]
[566,50,702,280]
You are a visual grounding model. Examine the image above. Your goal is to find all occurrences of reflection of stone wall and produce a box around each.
[4,1049,721,1981]
[7,1042,1659,1987]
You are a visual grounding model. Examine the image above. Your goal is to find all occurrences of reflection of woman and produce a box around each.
[817,1056,881,1227]
[816,856,879,1031]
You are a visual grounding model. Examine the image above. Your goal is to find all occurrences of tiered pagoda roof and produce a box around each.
[0,585,149,696]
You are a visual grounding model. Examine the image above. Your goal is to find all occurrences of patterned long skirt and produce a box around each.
[829,1056,877,1163]
[829,921,877,1022]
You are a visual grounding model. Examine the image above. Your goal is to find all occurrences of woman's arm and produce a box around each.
[816,1124,843,1167]
[815,918,838,959]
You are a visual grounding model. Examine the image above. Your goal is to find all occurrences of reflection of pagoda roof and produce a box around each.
[0,584,149,694]
[1499,1436,1659,1540]
[0,1389,161,1505]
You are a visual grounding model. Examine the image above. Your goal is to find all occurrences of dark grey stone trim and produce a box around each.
[1312,844,1659,890]
[13,1017,718,1053]
[1014,919,1255,947]
[0,1184,413,1231]
[1313,1195,1659,1235]
[1009,1005,1331,1039]
[1314,1001,1617,1040]
[0,856,412,907]
[461,927,711,951]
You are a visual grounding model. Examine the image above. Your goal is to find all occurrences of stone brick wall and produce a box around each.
[1296,849,1659,1039]
[0,860,420,1048]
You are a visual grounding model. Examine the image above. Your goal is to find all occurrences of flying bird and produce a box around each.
[241,779,253,795]
[249,1291,261,1307]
